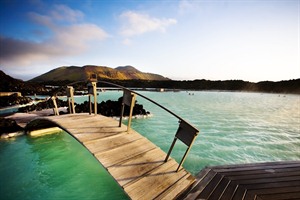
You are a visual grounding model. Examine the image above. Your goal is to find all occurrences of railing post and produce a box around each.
[119,90,136,132]
[89,95,92,115]
[51,96,59,116]
[119,102,125,127]
[127,93,136,131]
[93,82,97,115]
[165,120,199,172]
[87,81,97,115]
[66,86,75,114]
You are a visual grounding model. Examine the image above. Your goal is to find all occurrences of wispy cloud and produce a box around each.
[120,11,177,37]
[50,4,84,22]
[178,0,195,14]
[0,4,109,69]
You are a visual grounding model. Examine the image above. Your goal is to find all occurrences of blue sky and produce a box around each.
[0,0,299,82]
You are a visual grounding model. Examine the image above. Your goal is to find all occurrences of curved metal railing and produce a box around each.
[51,79,200,171]
[97,81,192,125]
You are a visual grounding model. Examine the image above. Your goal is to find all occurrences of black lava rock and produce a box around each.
[0,117,23,134]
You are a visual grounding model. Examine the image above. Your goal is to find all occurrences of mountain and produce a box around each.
[0,70,46,95]
[30,65,169,83]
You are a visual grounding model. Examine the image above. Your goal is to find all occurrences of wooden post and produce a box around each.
[87,82,97,115]
[165,120,199,172]
[119,103,125,127]
[119,90,136,131]
[51,96,59,116]
[176,137,197,172]
[89,95,92,115]
[127,93,136,132]
[164,138,177,162]
[67,86,75,114]
[93,82,97,115]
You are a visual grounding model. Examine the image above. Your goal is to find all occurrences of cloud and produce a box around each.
[122,38,132,45]
[50,4,84,22]
[120,11,177,37]
[178,0,195,14]
[0,4,109,69]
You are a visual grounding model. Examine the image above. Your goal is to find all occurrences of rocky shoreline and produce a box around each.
[1,96,150,139]
[0,94,32,108]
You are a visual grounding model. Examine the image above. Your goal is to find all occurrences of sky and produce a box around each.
[0,0,299,82]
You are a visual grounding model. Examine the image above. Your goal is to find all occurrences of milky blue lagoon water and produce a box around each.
[1,91,299,199]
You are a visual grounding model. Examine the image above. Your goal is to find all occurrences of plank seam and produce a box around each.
[85,137,144,155]
[152,169,193,199]
[121,155,177,188]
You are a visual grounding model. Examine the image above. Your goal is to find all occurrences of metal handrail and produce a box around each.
[51,79,199,133]
[97,81,200,172]
[97,80,199,132]
[52,79,200,171]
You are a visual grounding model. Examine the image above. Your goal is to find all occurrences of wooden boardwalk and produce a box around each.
[26,113,195,200]
[182,161,300,200]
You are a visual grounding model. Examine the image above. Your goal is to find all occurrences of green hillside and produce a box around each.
[30,65,169,82]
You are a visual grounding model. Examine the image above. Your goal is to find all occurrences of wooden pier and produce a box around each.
[182,161,300,200]
[26,113,196,200]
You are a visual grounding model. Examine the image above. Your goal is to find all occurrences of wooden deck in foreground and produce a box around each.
[182,161,300,200]
[26,113,195,200]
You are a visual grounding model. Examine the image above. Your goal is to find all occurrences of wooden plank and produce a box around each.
[72,132,121,142]
[243,190,256,200]
[84,132,143,154]
[232,186,247,200]
[183,169,217,199]
[218,181,239,200]
[249,186,300,196]
[207,176,231,200]
[124,159,189,199]
[211,160,300,170]
[258,191,300,200]
[233,175,300,185]
[95,137,157,167]
[157,173,195,200]
[227,170,300,181]
[220,166,300,178]
[108,148,166,186]
[212,162,300,173]
[240,180,300,190]
[197,173,224,199]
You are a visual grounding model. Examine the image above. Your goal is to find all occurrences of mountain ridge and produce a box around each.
[30,65,169,82]
[1,70,299,94]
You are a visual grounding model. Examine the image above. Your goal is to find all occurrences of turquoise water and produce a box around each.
[130,91,300,174]
[0,131,129,200]
[1,91,299,199]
